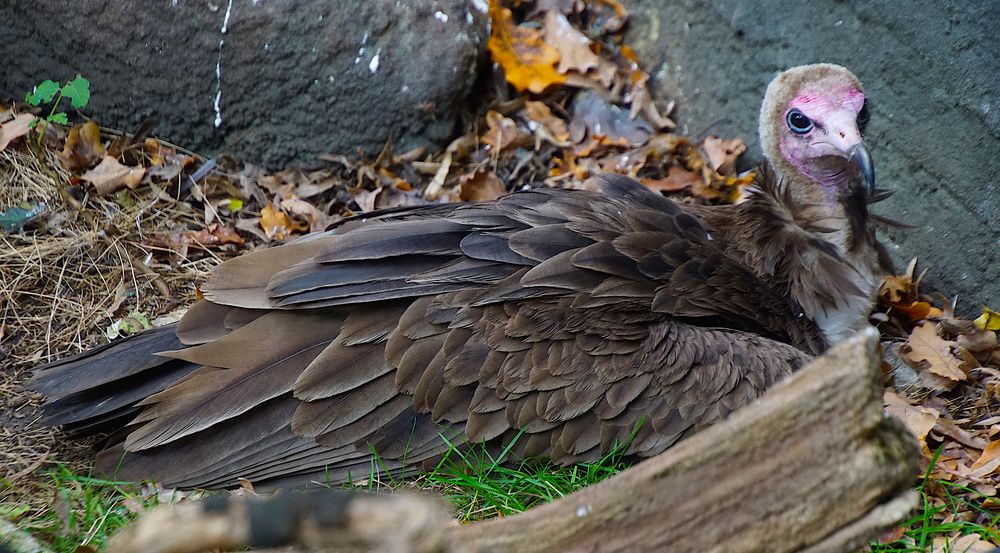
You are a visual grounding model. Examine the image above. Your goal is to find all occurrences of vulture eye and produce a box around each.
[786,109,813,134]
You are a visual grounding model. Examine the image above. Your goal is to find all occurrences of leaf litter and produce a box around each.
[0,0,994,549]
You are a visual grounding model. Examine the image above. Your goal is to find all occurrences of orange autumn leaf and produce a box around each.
[642,166,701,193]
[890,300,943,320]
[260,203,306,241]
[487,1,565,94]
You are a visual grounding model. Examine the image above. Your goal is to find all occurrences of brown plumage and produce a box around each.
[32,64,890,489]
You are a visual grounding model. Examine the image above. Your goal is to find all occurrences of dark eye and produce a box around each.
[786,109,813,134]
[857,100,870,131]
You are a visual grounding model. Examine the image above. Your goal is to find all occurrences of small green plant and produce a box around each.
[24,75,90,142]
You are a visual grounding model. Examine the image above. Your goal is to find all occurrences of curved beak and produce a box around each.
[847,143,875,196]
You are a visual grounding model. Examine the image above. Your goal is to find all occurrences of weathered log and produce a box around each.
[108,327,918,553]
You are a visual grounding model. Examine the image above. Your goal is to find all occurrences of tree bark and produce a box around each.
[109,327,919,553]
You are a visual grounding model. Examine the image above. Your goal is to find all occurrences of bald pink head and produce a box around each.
[759,64,873,201]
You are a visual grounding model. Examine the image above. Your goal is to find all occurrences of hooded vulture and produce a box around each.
[32,64,892,489]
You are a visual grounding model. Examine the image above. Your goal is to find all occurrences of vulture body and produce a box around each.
[32,64,890,489]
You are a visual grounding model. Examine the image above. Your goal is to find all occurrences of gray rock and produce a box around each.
[0,0,489,169]
[626,0,1000,312]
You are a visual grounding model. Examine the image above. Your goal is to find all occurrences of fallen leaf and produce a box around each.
[187,224,244,247]
[933,533,996,553]
[0,113,35,151]
[880,274,911,304]
[570,89,652,146]
[587,0,629,33]
[542,11,615,86]
[81,155,146,195]
[60,121,106,171]
[958,330,998,354]
[975,306,1000,332]
[971,440,1000,477]
[935,417,989,449]
[701,136,746,177]
[523,100,570,145]
[482,110,523,153]
[642,166,701,193]
[902,322,971,383]
[884,388,940,453]
[460,169,507,202]
[280,196,334,232]
[487,2,566,94]
[260,203,306,241]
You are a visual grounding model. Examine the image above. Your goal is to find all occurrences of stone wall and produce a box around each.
[625,0,1000,309]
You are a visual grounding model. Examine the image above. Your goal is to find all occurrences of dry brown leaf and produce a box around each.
[144,225,244,254]
[0,113,35,151]
[642,166,701,193]
[259,203,306,241]
[542,11,615,86]
[935,417,989,450]
[280,196,334,232]
[932,533,996,553]
[459,169,507,202]
[971,440,1000,476]
[884,388,940,453]
[482,110,523,154]
[81,155,146,195]
[523,101,570,145]
[60,121,106,171]
[487,2,565,94]
[902,322,971,383]
[958,330,998,354]
[701,136,746,177]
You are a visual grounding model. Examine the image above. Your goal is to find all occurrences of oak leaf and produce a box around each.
[884,388,939,454]
[701,136,746,177]
[901,322,971,384]
[487,2,565,93]
[81,155,146,195]
[542,11,615,86]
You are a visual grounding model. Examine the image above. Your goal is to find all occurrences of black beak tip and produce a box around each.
[848,144,875,196]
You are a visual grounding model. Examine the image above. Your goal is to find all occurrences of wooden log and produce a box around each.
[108,327,918,553]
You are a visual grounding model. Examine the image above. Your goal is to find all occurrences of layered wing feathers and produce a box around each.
[33,174,825,488]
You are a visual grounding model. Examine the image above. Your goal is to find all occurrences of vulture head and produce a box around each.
[759,64,874,202]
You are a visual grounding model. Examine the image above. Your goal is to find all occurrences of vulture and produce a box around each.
[32,63,891,489]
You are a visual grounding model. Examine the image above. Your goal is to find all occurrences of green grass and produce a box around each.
[869,450,1000,552]
[2,465,162,553]
[412,432,632,521]
[9,441,1000,552]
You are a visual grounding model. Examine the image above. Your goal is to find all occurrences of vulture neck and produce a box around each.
[736,163,880,347]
